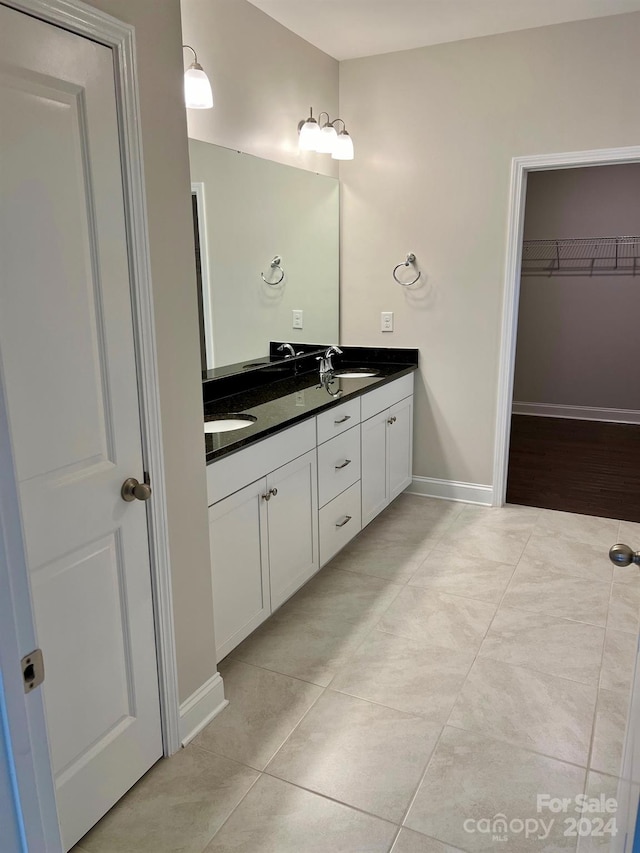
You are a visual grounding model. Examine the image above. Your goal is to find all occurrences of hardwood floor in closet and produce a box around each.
[507,414,640,522]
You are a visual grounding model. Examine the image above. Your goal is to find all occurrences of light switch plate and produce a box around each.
[292,309,303,329]
[381,311,394,332]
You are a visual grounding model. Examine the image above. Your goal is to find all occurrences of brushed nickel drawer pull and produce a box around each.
[335,459,352,470]
[334,415,351,424]
[335,515,352,528]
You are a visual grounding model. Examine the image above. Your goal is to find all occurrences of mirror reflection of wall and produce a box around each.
[188,140,340,371]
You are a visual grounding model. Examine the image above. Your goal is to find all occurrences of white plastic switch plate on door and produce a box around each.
[292,309,304,329]
[381,312,394,332]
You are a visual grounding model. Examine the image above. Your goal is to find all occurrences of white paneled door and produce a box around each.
[0,5,162,850]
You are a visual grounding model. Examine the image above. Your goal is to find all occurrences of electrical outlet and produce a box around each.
[292,309,304,329]
[381,311,394,332]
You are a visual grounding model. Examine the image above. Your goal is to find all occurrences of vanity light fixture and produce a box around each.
[183,45,213,110]
[297,108,354,159]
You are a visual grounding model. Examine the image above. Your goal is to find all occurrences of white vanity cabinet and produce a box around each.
[206,371,414,661]
[207,421,318,662]
[361,373,414,527]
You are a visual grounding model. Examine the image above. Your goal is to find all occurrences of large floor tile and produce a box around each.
[405,727,584,852]
[79,747,258,853]
[435,508,534,564]
[391,828,465,852]
[329,532,433,583]
[501,557,610,627]
[534,510,619,549]
[448,657,596,765]
[590,689,630,778]
[479,607,604,685]
[600,630,637,694]
[266,690,441,823]
[408,550,515,603]
[576,772,620,853]
[522,532,613,584]
[365,494,464,545]
[282,566,403,626]
[203,774,397,853]
[193,661,322,770]
[330,629,474,721]
[231,606,373,686]
[376,586,495,653]
[608,583,640,635]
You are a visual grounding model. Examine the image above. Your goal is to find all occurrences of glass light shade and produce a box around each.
[331,131,354,161]
[184,64,213,109]
[298,119,320,151]
[315,124,338,153]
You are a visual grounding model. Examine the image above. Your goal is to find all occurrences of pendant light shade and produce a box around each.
[183,46,213,110]
[315,122,338,154]
[298,107,321,151]
[331,129,354,161]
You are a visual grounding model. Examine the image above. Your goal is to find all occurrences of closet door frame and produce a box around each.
[493,144,640,506]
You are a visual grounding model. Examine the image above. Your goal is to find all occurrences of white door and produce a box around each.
[0,6,162,850]
[388,396,414,501]
[268,450,319,611]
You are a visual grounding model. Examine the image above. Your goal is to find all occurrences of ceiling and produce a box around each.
[246,0,640,60]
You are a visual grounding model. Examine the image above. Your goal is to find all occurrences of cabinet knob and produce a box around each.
[262,487,278,501]
[387,416,397,425]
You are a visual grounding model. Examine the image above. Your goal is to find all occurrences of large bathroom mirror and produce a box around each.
[189,139,340,372]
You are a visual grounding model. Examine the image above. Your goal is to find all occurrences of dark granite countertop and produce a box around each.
[203,347,418,463]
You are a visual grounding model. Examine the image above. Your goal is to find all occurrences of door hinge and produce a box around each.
[21,649,45,693]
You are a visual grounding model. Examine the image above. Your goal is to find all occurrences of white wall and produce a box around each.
[181,0,339,177]
[514,164,640,412]
[339,12,640,488]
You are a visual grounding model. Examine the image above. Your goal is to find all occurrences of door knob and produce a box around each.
[609,543,640,567]
[121,477,152,502]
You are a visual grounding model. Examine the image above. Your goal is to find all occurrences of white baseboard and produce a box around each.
[512,401,640,425]
[179,672,228,747]
[407,476,494,506]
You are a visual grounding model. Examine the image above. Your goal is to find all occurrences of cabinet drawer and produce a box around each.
[207,419,316,505]
[316,397,361,445]
[319,481,362,566]
[361,373,414,420]
[317,425,361,508]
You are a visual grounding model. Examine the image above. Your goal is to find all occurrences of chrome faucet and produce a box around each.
[277,343,296,358]
[317,345,343,378]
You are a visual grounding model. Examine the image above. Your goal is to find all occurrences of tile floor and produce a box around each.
[74,496,638,853]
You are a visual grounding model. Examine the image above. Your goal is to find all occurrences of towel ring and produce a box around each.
[393,253,421,286]
[261,256,285,285]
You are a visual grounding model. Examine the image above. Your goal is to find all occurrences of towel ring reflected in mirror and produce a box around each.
[261,255,285,285]
[393,252,421,286]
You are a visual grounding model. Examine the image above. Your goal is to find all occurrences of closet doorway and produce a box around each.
[502,161,640,521]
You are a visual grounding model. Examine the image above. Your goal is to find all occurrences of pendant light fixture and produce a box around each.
[297,108,354,159]
[183,45,213,110]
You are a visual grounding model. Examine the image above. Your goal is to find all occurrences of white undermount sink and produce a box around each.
[204,414,257,434]
[334,368,380,378]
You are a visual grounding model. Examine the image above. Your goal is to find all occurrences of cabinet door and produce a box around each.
[361,409,389,526]
[209,478,270,662]
[267,449,319,611]
[388,395,414,501]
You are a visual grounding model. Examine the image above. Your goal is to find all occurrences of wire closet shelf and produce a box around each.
[521,236,640,276]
